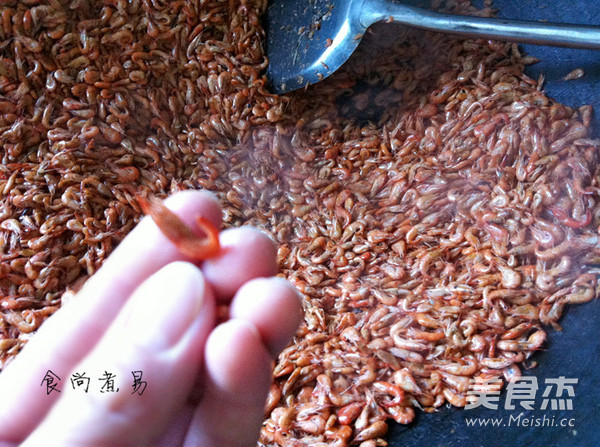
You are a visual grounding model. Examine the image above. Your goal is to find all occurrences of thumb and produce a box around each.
[23,261,215,446]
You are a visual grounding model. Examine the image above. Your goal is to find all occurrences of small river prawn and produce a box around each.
[137,195,220,260]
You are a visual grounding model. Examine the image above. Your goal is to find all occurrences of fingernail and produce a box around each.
[125,262,206,349]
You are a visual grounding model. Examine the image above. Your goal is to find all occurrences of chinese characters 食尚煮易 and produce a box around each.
[41,370,147,395]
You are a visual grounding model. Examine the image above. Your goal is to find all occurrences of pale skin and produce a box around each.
[0,191,303,446]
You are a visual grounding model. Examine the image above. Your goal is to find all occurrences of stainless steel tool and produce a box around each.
[264,0,600,93]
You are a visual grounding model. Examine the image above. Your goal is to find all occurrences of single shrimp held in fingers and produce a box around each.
[137,195,220,260]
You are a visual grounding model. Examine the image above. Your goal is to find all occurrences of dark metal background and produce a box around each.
[387,1,600,446]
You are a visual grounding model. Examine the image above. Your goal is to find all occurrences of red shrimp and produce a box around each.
[138,195,220,260]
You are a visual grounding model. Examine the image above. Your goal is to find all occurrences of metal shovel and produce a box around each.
[264,0,600,93]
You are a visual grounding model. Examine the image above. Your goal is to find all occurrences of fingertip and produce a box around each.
[230,277,303,357]
[161,189,223,229]
[183,319,273,447]
[202,227,278,299]
[204,319,272,400]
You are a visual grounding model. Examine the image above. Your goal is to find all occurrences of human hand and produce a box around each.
[0,191,303,446]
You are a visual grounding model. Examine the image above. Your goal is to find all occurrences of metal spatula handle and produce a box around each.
[362,0,600,50]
